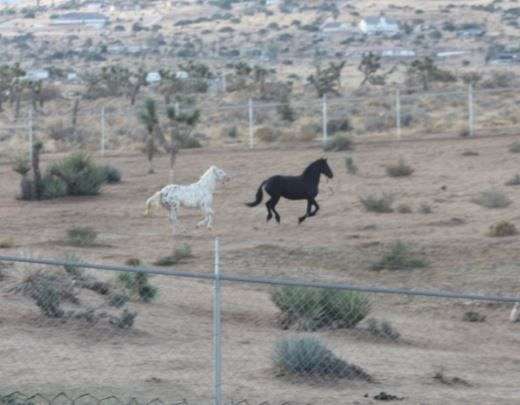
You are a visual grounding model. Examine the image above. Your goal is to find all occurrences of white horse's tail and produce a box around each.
[145,191,162,216]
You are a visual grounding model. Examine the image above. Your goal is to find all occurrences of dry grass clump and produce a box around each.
[487,221,518,237]
[472,189,511,209]
[386,159,414,177]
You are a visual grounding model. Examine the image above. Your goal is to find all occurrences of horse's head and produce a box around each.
[319,158,334,179]
[211,166,229,182]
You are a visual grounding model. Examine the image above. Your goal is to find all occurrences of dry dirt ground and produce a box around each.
[2,136,520,404]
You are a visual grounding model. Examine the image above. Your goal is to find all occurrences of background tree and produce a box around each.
[407,57,457,91]
[0,63,24,113]
[307,61,346,97]
[139,99,159,174]
[358,52,382,88]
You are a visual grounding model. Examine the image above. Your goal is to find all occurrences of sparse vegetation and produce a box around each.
[509,141,520,153]
[372,241,428,271]
[345,156,358,175]
[117,272,158,303]
[360,193,395,213]
[487,221,518,237]
[472,190,511,209]
[397,204,412,214]
[386,159,414,177]
[273,337,371,380]
[271,286,370,330]
[323,134,353,152]
[505,174,520,186]
[100,165,122,184]
[418,203,433,214]
[65,226,98,247]
[366,319,400,341]
[463,311,486,322]
[154,243,192,266]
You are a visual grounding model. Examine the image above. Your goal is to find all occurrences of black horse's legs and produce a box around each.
[309,199,320,216]
[265,199,273,222]
[270,196,281,223]
[298,199,313,224]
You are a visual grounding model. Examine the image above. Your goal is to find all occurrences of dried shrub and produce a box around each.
[472,189,511,209]
[66,226,98,247]
[360,193,394,213]
[487,221,518,237]
[372,241,428,271]
[386,159,414,177]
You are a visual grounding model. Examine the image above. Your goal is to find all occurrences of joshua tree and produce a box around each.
[307,61,346,97]
[407,57,457,91]
[139,99,159,174]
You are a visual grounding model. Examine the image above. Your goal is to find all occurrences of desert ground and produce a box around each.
[2,135,520,404]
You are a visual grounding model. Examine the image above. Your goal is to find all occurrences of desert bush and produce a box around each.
[125,258,141,266]
[505,174,520,186]
[364,115,393,132]
[366,319,400,340]
[462,311,486,322]
[472,189,511,209]
[255,127,280,143]
[397,204,412,214]
[273,337,371,380]
[100,165,122,184]
[66,226,98,247]
[110,309,137,329]
[271,287,370,330]
[487,220,518,237]
[48,152,106,196]
[372,241,428,271]
[345,156,358,175]
[509,141,520,153]
[461,150,479,156]
[327,118,352,135]
[0,237,14,248]
[34,283,64,318]
[222,126,239,139]
[418,203,432,214]
[176,133,202,149]
[40,175,67,199]
[117,272,158,303]
[47,121,75,142]
[63,252,83,278]
[300,122,321,141]
[108,292,130,308]
[323,134,353,151]
[360,193,394,213]
[386,159,414,177]
[154,243,192,266]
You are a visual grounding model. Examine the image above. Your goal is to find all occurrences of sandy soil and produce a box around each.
[2,135,520,403]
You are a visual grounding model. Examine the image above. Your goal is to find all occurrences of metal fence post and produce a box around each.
[248,98,254,149]
[468,83,475,137]
[28,109,33,162]
[396,89,401,140]
[213,238,222,405]
[100,107,106,156]
[322,94,328,142]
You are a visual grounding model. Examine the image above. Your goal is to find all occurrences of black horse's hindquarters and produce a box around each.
[246,158,334,224]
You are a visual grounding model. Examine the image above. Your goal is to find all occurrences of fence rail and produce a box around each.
[1,242,520,404]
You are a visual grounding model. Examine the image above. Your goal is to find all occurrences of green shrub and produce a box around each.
[48,152,106,196]
[63,253,83,278]
[323,134,353,151]
[34,282,64,318]
[418,203,432,214]
[327,118,352,134]
[273,337,371,380]
[110,309,137,329]
[154,243,192,266]
[271,287,370,330]
[372,241,428,271]
[505,174,520,186]
[360,193,394,213]
[108,292,130,308]
[366,319,400,340]
[40,175,67,199]
[462,311,486,322]
[117,272,158,303]
[397,204,412,214]
[509,141,520,153]
[100,165,122,184]
[345,156,358,175]
[386,159,414,177]
[255,127,280,143]
[487,220,518,237]
[472,189,511,209]
[66,226,98,247]
[177,134,202,149]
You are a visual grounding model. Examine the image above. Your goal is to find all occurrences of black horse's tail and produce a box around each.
[246,181,266,207]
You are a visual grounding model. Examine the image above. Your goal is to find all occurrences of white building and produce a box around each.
[146,71,161,85]
[321,19,350,34]
[359,16,400,36]
[51,12,109,29]
[23,69,49,81]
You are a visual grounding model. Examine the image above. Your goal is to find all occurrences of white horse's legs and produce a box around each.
[197,204,214,229]
[168,205,184,235]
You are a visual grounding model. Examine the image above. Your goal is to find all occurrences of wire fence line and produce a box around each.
[1,240,520,403]
[1,84,520,161]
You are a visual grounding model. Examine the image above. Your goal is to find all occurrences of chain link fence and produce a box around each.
[1,248,520,404]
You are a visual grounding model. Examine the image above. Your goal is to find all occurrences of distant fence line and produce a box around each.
[1,84,520,158]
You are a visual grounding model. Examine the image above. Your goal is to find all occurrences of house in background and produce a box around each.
[146,71,161,85]
[51,12,109,29]
[23,69,50,81]
[359,16,400,36]
[320,19,350,35]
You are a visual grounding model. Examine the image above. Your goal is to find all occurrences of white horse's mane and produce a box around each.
[145,165,227,235]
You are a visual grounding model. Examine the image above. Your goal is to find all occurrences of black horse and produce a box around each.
[246,158,334,224]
